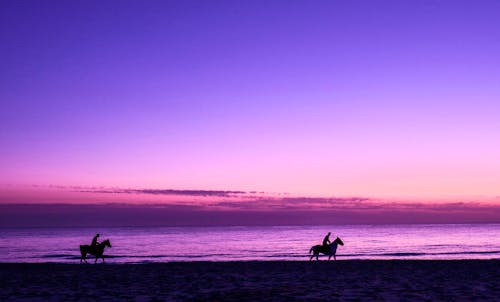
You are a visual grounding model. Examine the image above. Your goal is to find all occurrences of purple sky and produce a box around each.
[1,1,500,225]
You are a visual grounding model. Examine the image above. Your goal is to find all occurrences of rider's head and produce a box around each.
[96,233,100,237]
[328,232,331,235]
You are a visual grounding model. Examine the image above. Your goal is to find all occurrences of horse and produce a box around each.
[309,237,344,261]
[80,239,112,263]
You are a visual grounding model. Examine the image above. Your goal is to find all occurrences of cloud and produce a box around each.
[1,184,500,226]
[1,199,499,227]
[75,188,248,198]
[210,196,372,210]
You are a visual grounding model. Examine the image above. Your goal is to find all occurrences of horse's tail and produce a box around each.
[309,246,315,254]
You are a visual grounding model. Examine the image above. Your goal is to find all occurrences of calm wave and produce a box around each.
[1,224,499,263]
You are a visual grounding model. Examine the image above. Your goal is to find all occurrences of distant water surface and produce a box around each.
[0,224,499,263]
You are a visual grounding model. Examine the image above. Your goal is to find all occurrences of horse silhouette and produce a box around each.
[80,239,112,263]
[309,237,344,261]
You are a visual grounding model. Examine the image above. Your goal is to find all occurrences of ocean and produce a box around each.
[0,224,499,263]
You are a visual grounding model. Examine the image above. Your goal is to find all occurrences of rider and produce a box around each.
[322,232,331,251]
[91,233,100,247]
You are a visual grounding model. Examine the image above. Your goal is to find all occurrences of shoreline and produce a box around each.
[1,258,500,264]
[1,260,499,301]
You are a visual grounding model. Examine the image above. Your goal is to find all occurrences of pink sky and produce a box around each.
[1,1,500,227]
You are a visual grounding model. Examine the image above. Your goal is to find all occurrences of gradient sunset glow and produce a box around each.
[1,1,499,226]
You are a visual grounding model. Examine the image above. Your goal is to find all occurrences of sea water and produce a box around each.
[0,224,499,263]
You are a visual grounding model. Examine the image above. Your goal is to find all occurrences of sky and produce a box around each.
[1,1,500,226]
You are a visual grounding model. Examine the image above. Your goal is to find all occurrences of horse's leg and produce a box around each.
[81,252,87,263]
[328,255,332,261]
[80,246,85,263]
[334,254,336,261]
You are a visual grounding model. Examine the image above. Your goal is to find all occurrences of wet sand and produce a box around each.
[1,260,499,301]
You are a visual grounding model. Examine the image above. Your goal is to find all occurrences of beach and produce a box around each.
[1,260,499,301]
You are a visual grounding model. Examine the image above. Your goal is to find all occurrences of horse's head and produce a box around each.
[102,239,112,248]
[335,237,344,246]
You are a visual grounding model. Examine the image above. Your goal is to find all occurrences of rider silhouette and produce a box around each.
[322,232,331,251]
[91,233,100,247]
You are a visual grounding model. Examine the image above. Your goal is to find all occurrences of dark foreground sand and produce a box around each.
[1,260,499,301]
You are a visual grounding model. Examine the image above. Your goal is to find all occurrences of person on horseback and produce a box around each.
[80,237,112,263]
[322,232,331,251]
[91,233,100,247]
